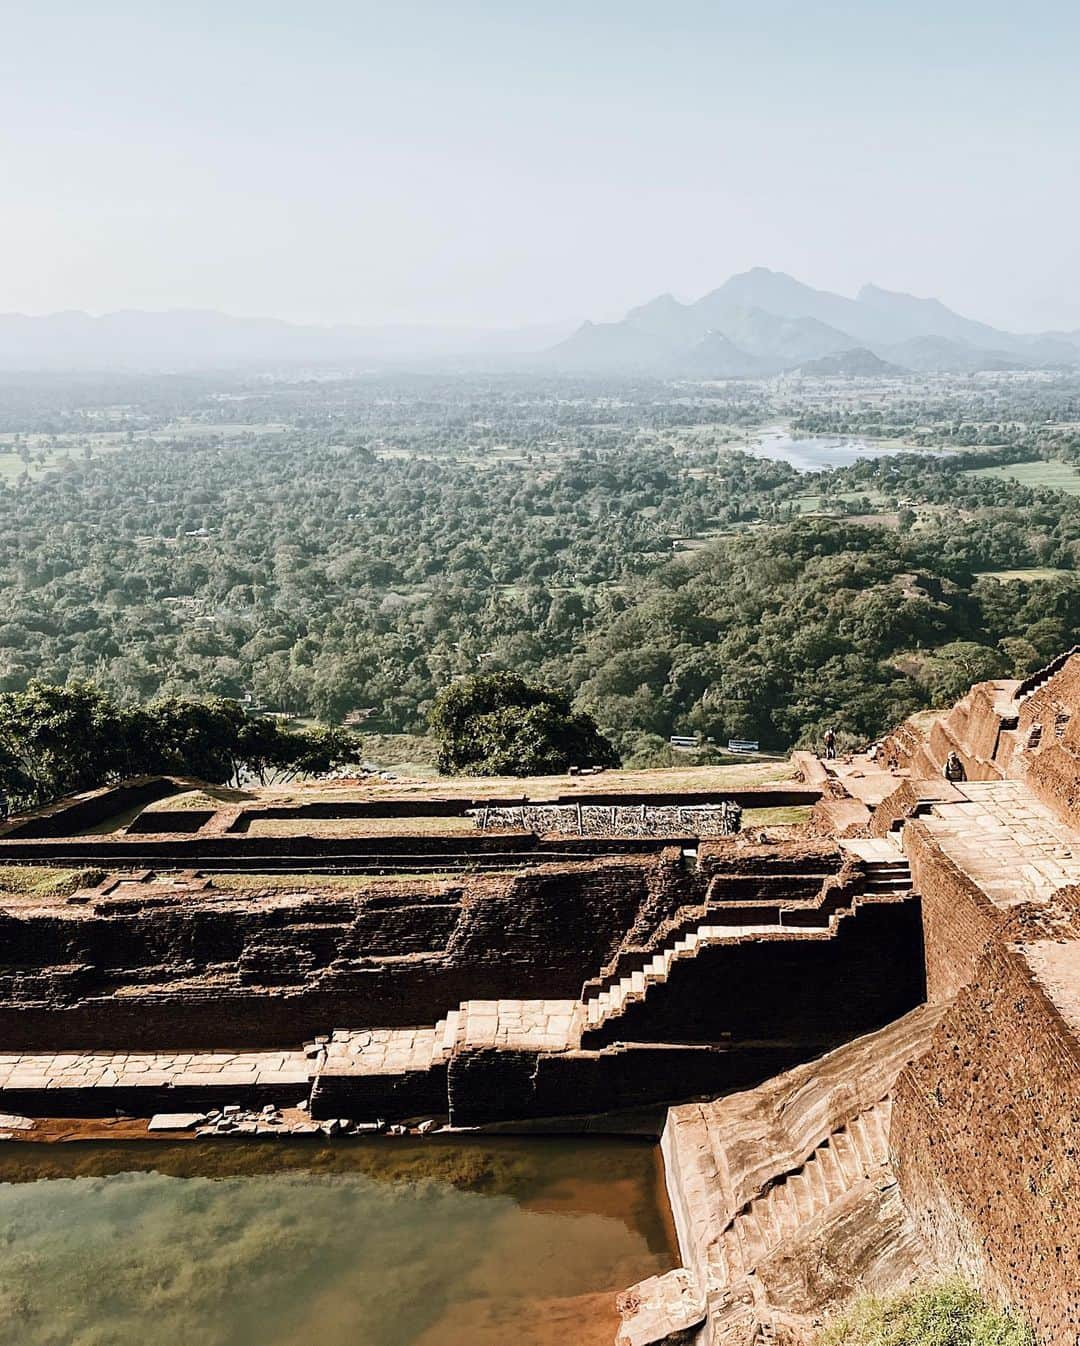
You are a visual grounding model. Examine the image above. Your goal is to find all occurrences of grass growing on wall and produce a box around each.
[0,866,106,903]
[816,1281,1034,1346]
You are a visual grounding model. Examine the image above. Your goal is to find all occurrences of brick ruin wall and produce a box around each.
[0,855,697,1050]
[807,658,1080,1340]
[892,912,1080,1344]
[580,894,925,1052]
[1,776,184,838]
[903,822,1005,1002]
[1016,662,1080,830]
[892,801,1080,1337]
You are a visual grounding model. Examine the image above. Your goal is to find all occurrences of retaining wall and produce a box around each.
[892,930,1080,1344]
[0,858,687,1050]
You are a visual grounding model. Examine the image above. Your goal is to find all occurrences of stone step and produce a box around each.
[772,1179,801,1236]
[786,1168,814,1223]
[815,1142,849,1201]
[804,1148,832,1211]
[847,1111,879,1172]
[432,1019,448,1061]
[758,1184,791,1244]
[829,1127,864,1183]
[732,1204,768,1270]
[861,1102,891,1158]
[441,1010,461,1055]
[720,1225,746,1283]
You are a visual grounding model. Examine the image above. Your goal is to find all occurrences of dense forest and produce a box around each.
[2,370,1078,758]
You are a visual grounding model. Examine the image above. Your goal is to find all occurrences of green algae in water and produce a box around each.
[0,1138,675,1346]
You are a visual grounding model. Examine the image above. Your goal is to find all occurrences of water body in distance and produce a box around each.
[747,425,944,473]
[0,1136,676,1346]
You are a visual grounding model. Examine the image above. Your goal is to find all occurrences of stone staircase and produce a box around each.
[860,856,913,896]
[584,920,798,1035]
[311,855,917,1123]
[582,856,912,1039]
[714,1099,892,1284]
[1017,646,1080,700]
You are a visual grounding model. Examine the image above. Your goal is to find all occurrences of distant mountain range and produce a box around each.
[546,269,1080,376]
[0,310,578,371]
[2,271,1078,376]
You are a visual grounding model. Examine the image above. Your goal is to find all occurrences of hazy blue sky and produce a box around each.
[2,1,1078,329]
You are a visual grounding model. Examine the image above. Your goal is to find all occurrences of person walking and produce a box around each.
[823,727,837,761]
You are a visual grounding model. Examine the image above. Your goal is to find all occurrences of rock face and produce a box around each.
[656,1007,944,1344]
[747,650,1080,1344]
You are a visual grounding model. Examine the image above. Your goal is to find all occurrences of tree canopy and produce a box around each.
[1,370,1079,759]
[0,681,362,809]
[429,673,618,776]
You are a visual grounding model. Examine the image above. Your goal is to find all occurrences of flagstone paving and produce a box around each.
[0,1048,311,1093]
[919,779,1080,909]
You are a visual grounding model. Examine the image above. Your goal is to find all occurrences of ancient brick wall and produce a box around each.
[903,821,1006,1002]
[0,832,682,866]
[1,776,181,837]
[892,931,1080,1344]
[696,840,840,878]
[0,860,667,1050]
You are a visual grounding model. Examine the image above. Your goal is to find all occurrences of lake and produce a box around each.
[747,426,938,472]
[0,1136,676,1346]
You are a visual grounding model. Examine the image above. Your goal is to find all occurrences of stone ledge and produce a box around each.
[616,1267,705,1346]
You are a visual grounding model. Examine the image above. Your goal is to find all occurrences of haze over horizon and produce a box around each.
[3,1,1079,333]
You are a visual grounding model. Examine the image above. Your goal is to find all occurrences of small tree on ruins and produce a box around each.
[429,672,619,777]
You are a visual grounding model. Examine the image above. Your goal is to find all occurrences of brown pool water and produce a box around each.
[0,1137,676,1346]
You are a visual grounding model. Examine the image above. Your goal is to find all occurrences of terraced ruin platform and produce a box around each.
[5,656,1080,1345]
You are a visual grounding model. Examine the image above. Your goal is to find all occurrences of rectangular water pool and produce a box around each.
[0,1136,677,1346]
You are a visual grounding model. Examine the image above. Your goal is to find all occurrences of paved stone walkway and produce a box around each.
[323,998,584,1078]
[920,779,1080,909]
[0,1048,310,1093]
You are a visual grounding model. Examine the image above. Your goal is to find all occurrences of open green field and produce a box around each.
[0,436,129,482]
[789,488,892,515]
[0,422,288,484]
[976,567,1075,583]
[963,460,1080,494]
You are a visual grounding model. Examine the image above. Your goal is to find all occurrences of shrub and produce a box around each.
[815,1281,1035,1346]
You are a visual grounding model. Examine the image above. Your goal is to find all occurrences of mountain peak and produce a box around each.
[547,268,1080,375]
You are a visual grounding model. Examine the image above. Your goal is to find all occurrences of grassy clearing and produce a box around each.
[815,1280,1034,1346]
[142,787,254,812]
[741,805,813,827]
[0,866,105,903]
[976,567,1074,583]
[244,815,479,838]
[0,437,129,483]
[212,872,467,894]
[963,460,1080,494]
[249,760,799,805]
[358,732,441,776]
